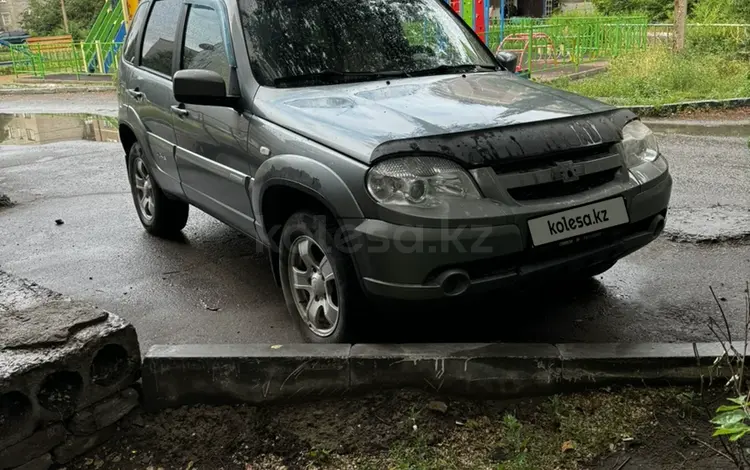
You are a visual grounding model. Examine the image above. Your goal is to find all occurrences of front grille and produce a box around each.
[491,144,613,174]
[507,167,620,201]
[491,143,624,202]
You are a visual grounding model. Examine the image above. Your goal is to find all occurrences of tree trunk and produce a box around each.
[674,0,687,51]
[60,0,70,34]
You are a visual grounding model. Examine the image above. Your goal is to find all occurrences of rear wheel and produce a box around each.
[278,211,362,343]
[127,142,189,237]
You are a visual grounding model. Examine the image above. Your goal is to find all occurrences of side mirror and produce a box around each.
[495,51,519,73]
[173,69,240,108]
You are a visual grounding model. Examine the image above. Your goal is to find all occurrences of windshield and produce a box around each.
[238,0,497,87]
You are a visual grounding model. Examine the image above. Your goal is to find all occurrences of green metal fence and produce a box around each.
[9,41,122,79]
[485,16,649,79]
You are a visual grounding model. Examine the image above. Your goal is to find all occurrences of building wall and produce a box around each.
[0,0,30,32]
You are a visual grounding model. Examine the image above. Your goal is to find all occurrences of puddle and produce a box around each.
[0,113,119,145]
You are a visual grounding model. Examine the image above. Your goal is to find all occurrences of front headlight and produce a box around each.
[622,120,659,167]
[366,156,481,209]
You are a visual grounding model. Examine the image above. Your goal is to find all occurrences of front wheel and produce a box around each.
[278,211,362,343]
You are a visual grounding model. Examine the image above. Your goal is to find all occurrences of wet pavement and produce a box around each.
[0,92,118,117]
[0,104,749,351]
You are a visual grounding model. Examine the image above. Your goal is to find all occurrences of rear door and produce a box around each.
[172,0,255,236]
[126,0,183,191]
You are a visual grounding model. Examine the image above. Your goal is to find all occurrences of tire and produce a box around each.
[127,141,189,237]
[278,211,363,343]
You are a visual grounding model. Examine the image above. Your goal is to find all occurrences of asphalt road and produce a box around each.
[1,96,749,351]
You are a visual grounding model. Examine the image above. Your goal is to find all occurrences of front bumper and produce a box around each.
[352,171,672,300]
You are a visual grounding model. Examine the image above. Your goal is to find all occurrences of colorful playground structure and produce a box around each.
[1,0,649,79]
[2,0,138,77]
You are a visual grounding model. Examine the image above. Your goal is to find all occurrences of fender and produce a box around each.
[251,154,365,246]
[120,107,185,199]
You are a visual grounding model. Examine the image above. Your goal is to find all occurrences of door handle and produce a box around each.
[126,88,143,100]
[170,105,189,117]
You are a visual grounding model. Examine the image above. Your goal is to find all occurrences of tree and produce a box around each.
[593,0,750,22]
[22,0,103,40]
[591,0,699,21]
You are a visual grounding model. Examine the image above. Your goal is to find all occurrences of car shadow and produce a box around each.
[153,220,638,345]
[359,278,619,344]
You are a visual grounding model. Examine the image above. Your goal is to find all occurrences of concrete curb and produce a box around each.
[141,342,733,410]
[628,97,750,117]
[642,119,750,127]
[0,86,114,95]
[642,118,750,138]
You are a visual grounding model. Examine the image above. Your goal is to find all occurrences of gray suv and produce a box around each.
[118,0,672,342]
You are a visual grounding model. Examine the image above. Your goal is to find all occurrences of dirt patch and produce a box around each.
[65,387,738,470]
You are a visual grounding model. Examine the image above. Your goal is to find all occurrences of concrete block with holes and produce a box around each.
[0,271,141,469]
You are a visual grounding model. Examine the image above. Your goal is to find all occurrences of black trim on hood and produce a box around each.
[370,108,639,167]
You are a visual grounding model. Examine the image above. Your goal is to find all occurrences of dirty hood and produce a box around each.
[253,72,631,166]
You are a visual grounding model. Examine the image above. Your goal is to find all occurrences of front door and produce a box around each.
[172,0,255,236]
[126,0,183,193]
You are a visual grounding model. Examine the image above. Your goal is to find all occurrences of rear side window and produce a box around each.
[122,1,149,63]
[180,5,230,85]
[140,0,182,76]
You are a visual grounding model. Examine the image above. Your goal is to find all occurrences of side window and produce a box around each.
[140,0,181,76]
[122,1,150,63]
[180,4,230,86]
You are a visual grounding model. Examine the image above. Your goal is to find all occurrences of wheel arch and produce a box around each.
[252,154,366,287]
[119,122,138,160]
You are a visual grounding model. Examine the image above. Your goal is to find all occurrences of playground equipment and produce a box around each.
[6,0,649,80]
[497,32,558,72]
[5,0,135,77]
[82,0,136,73]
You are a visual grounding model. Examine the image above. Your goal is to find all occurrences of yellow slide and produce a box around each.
[126,0,139,23]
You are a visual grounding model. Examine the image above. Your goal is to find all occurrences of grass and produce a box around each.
[552,46,750,106]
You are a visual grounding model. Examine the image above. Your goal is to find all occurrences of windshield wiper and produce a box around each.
[409,64,498,77]
[275,69,411,87]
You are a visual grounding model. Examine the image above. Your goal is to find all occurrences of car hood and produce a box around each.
[253,72,627,165]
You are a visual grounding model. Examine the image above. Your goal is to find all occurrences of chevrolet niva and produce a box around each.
[118,0,671,342]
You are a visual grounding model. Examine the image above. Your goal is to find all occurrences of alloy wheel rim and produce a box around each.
[288,235,340,337]
[133,157,154,222]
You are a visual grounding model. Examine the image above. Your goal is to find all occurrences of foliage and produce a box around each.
[706,283,750,468]
[686,0,750,57]
[687,24,750,59]
[592,0,750,23]
[690,0,750,23]
[591,0,695,22]
[553,46,750,106]
[22,0,103,40]
[712,396,750,442]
